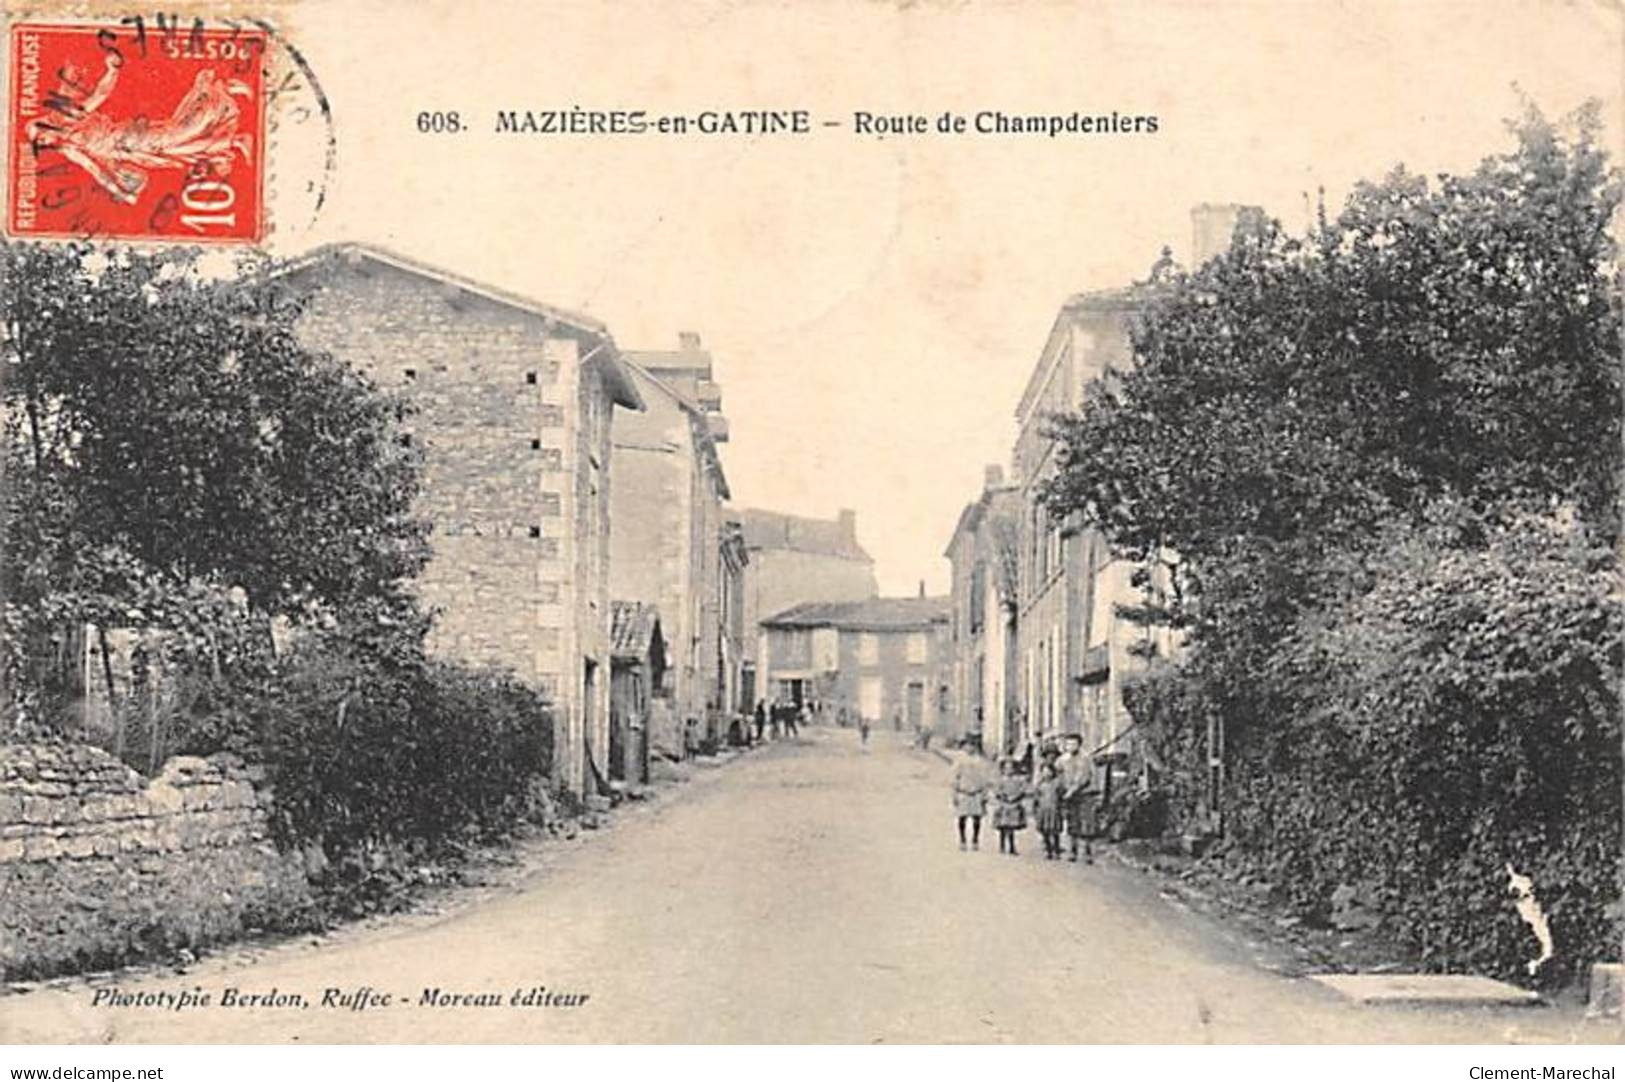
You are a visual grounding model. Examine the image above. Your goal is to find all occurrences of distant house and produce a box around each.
[944,466,1021,751]
[609,341,740,754]
[280,242,644,797]
[759,596,949,733]
[736,507,878,709]
[609,601,665,785]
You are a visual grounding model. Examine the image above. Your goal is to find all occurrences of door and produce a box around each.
[859,676,882,722]
[906,681,924,729]
[608,670,628,783]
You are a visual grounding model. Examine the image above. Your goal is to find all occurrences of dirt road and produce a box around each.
[2,730,1611,1043]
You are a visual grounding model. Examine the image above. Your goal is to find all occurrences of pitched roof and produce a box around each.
[735,507,872,563]
[625,349,713,378]
[619,361,731,500]
[1016,285,1142,423]
[610,601,663,660]
[762,596,949,631]
[272,242,644,410]
[985,489,1023,597]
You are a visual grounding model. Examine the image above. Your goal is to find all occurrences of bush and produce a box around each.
[1135,513,1622,986]
[177,609,554,913]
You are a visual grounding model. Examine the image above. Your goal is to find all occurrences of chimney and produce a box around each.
[678,331,702,351]
[983,464,1004,490]
[1190,203,1265,268]
[837,508,857,540]
[918,580,926,599]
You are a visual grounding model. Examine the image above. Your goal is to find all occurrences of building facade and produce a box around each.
[718,519,749,718]
[758,597,950,732]
[1010,288,1137,755]
[736,507,878,709]
[944,466,1021,751]
[609,351,736,754]
[283,243,644,796]
[1009,204,1254,762]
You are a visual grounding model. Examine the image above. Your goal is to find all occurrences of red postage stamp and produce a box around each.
[8,20,268,243]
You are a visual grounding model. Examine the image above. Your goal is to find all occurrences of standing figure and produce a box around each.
[991,758,1029,856]
[859,715,871,746]
[754,699,767,742]
[1057,733,1099,863]
[951,748,990,850]
[1032,761,1065,860]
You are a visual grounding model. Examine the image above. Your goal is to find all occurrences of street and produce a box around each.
[1,731,1611,1044]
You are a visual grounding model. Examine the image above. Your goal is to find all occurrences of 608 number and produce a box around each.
[416,111,463,133]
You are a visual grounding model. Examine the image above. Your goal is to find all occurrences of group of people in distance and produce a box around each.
[950,732,1101,861]
[752,698,808,742]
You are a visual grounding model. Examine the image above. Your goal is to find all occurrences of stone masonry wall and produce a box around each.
[0,745,311,981]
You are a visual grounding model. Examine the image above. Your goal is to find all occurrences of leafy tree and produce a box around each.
[1,241,429,734]
[1047,104,1620,617]
[1255,510,1622,982]
[1045,105,1623,982]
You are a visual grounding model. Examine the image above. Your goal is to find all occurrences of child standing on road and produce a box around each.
[951,748,989,849]
[1032,761,1064,860]
[991,757,1030,856]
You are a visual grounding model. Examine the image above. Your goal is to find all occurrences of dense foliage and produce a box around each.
[1,241,428,737]
[1,242,559,920]
[1046,107,1622,984]
[180,607,556,916]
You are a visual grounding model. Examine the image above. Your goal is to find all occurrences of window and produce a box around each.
[528,525,542,538]
[969,563,987,633]
[530,438,542,450]
[812,628,839,672]
[906,632,928,664]
[857,632,879,666]
[403,368,417,381]
[525,371,538,385]
[1031,506,1047,584]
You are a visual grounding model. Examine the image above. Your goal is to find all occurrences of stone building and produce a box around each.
[280,243,644,796]
[758,596,949,732]
[1011,286,1137,755]
[608,347,738,754]
[944,466,1021,751]
[1010,204,1252,761]
[736,508,878,710]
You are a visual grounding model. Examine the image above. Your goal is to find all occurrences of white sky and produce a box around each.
[272,0,1622,595]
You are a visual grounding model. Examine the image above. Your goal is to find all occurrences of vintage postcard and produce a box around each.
[0,0,1621,1059]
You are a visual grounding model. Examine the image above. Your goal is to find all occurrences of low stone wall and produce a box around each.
[0,744,312,980]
